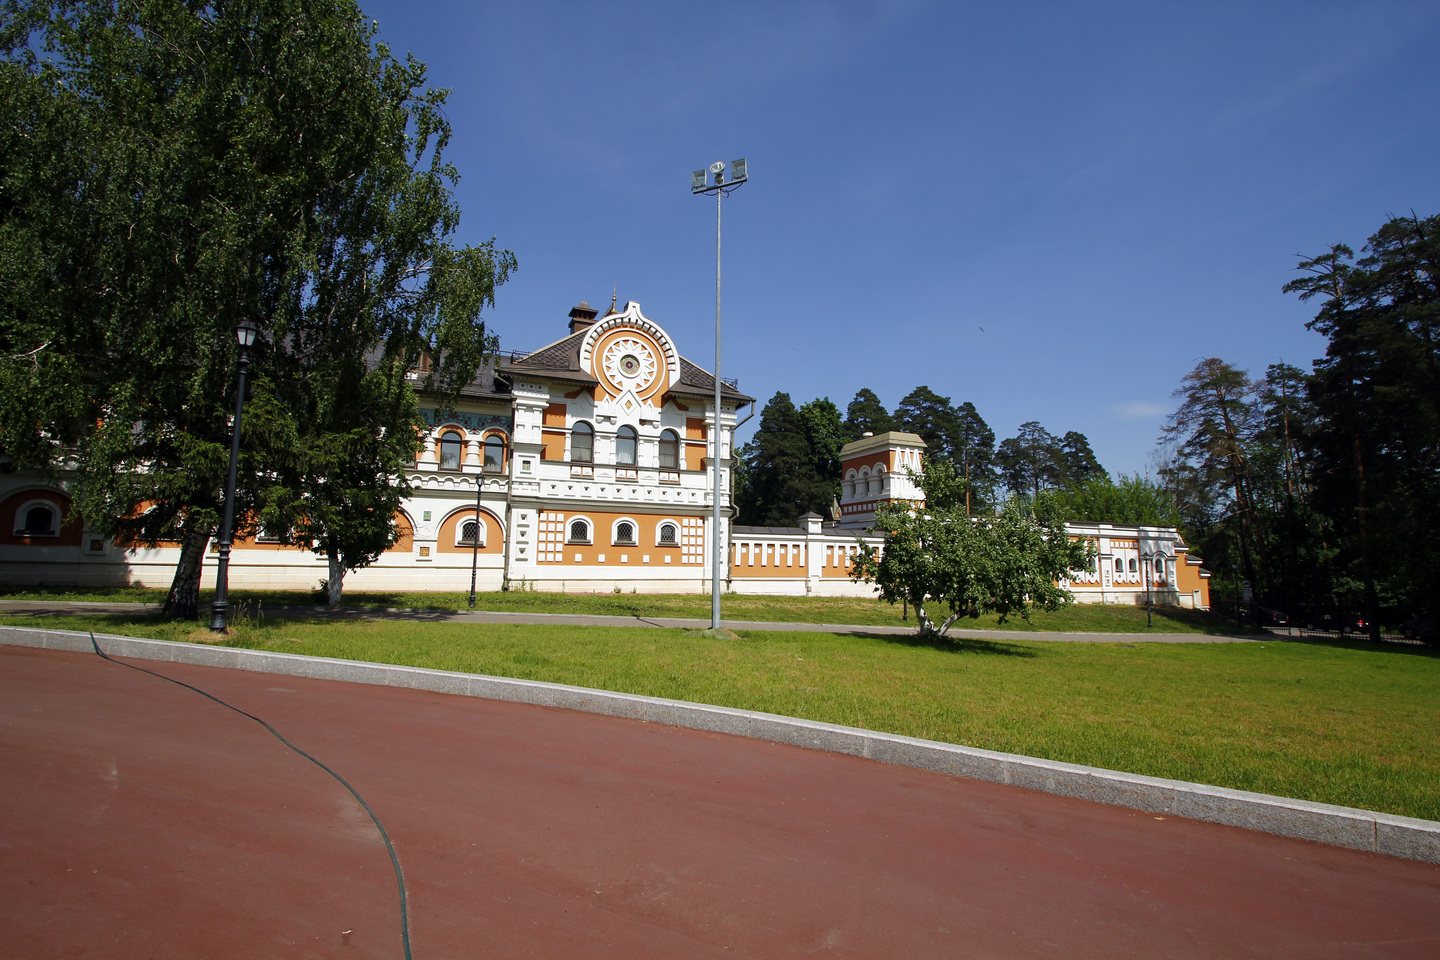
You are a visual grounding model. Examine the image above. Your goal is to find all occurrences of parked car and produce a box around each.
[1257,607,1288,627]
[1400,617,1437,646]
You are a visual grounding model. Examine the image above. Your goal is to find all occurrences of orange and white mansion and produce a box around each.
[0,299,1210,608]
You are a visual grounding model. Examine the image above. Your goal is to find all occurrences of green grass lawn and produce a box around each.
[4,608,1435,821]
[0,584,1250,633]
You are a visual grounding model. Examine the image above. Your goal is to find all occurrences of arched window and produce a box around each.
[439,431,464,471]
[658,522,678,546]
[1129,557,1138,573]
[484,434,506,473]
[459,519,480,545]
[659,429,679,469]
[614,521,636,545]
[616,425,637,465]
[571,422,593,463]
[19,503,56,536]
[1114,558,1123,576]
[568,519,591,543]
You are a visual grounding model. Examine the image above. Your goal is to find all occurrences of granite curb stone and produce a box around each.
[3,624,1435,864]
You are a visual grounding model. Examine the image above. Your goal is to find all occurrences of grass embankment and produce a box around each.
[0,585,1248,633]
[3,608,1435,821]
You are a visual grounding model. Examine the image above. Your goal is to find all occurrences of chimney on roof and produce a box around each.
[568,301,599,335]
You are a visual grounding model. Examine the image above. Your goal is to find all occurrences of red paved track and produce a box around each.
[2,645,1437,959]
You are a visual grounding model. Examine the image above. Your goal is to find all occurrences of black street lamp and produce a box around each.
[1142,549,1154,629]
[209,319,259,633]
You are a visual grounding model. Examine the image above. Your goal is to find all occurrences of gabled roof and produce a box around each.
[510,331,585,370]
[673,357,752,405]
[499,332,753,406]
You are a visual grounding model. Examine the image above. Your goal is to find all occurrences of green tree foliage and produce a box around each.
[1284,212,1440,631]
[894,385,962,459]
[1160,359,1264,594]
[736,392,831,525]
[0,1,513,616]
[951,401,997,515]
[1058,431,1103,488]
[1042,474,1180,526]
[1148,212,1439,630]
[843,388,894,439]
[852,468,1091,638]
[797,397,846,506]
[997,420,1063,500]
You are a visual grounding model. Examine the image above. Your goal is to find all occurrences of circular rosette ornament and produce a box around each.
[602,337,658,391]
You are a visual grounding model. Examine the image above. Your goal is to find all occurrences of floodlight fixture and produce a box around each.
[692,169,707,192]
[730,158,747,182]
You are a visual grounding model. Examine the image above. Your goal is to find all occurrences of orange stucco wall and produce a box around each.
[533,510,704,567]
[540,430,566,460]
[1176,552,1211,607]
[436,508,506,554]
[590,328,670,407]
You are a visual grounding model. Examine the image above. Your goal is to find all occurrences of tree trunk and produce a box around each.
[164,522,212,620]
[1351,427,1381,642]
[327,551,345,606]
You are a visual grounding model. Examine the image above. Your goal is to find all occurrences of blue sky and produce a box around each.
[361,0,1440,475]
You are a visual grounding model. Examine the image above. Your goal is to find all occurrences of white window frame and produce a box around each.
[12,498,61,537]
[655,519,680,547]
[570,421,595,463]
[611,517,639,546]
[482,432,508,474]
[453,514,488,547]
[438,430,465,471]
[566,515,594,545]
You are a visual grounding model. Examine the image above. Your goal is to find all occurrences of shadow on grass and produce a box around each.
[855,630,1038,658]
[1280,634,1440,659]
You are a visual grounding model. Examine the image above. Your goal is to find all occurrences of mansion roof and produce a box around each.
[497,301,752,406]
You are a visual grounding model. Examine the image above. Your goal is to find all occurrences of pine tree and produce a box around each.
[1285,212,1440,631]
[737,393,830,526]
[894,386,961,460]
[951,402,997,514]
[997,421,1063,500]
[1058,431,1103,489]
[844,388,894,439]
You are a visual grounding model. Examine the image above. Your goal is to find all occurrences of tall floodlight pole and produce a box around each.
[210,319,259,633]
[692,158,747,631]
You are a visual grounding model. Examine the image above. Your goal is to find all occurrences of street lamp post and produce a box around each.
[1143,551,1153,629]
[692,158,747,631]
[468,473,485,608]
[209,319,259,633]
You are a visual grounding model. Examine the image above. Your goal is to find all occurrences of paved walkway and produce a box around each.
[0,599,1258,643]
[3,644,1434,959]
